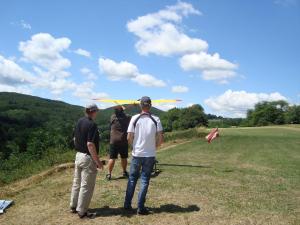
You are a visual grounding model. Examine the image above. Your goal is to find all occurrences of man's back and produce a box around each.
[110,113,131,145]
[74,117,99,154]
[127,113,163,157]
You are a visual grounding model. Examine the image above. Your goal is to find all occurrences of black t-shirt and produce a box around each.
[74,116,99,155]
[110,112,131,145]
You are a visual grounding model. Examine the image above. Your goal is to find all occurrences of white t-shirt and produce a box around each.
[127,113,163,157]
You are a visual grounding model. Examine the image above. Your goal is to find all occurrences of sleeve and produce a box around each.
[87,123,98,143]
[156,117,163,132]
[127,116,135,133]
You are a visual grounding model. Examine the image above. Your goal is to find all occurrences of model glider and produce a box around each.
[205,128,219,143]
[93,99,182,105]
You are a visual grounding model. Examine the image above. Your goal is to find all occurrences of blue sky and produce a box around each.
[0,0,299,117]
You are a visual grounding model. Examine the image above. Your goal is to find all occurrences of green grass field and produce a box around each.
[1,126,299,225]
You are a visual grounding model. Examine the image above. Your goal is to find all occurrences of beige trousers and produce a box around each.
[70,152,97,214]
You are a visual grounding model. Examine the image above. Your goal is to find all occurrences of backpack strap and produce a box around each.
[133,113,157,131]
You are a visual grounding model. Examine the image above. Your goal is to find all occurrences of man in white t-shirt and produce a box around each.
[124,96,163,215]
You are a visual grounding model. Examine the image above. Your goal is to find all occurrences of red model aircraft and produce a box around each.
[205,128,219,143]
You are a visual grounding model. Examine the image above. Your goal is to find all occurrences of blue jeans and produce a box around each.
[124,156,155,209]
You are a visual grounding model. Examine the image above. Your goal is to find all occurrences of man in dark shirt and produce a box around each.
[106,105,131,180]
[70,104,103,219]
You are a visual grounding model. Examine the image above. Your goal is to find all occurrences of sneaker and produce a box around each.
[137,207,150,215]
[70,207,77,213]
[123,171,129,178]
[105,174,111,181]
[78,212,96,219]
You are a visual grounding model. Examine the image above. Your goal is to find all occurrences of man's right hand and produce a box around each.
[96,160,104,170]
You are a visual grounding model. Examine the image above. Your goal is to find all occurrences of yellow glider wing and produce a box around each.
[94,99,140,104]
[152,99,182,104]
[94,99,181,105]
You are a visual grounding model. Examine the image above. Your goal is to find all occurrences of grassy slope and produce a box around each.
[1,126,299,225]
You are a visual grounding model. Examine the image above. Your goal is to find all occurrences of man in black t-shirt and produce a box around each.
[106,106,131,180]
[70,104,103,219]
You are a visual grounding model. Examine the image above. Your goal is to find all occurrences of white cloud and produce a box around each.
[0,84,32,95]
[127,2,240,84]
[99,57,166,87]
[132,74,166,87]
[0,54,74,96]
[74,48,91,58]
[127,1,208,56]
[11,20,32,30]
[20,20,31,30]
[19,33,71,72]
[0,55,36,85]
[18,33,78,96]
[32,68,106,98]
[80,67,97,80]
[179,52,238,83]
[99,58,138,80]
[72,82,108,101]
[154,103,176,111]
[204,90,287,118]
[180,52,237,71]
[0,34,108,104]
[172,85,189,93]
[49,79,76,95]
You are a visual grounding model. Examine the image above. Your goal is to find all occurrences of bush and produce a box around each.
[164,128,207,142]
[161,104,208,132]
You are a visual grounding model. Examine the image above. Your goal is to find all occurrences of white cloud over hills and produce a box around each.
[1,33,108,103]
[204,90,287,118]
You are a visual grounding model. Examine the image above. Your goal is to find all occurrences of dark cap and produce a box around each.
[139,96,151,106]
[85,103,99,113]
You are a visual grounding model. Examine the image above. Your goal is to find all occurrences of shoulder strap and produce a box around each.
[133,113,157,130]
[148,114,158,128]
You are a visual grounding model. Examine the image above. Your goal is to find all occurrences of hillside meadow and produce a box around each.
[0,126,299,225]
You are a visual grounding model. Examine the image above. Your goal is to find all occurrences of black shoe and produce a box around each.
[105,174,111,181]
[123,171,129,178]
[70,207,77,213]
[137,207,150,215]
[124,205,133,211]
[78,212,96,219]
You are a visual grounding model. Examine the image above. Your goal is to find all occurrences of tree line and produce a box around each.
[243,100,300,126]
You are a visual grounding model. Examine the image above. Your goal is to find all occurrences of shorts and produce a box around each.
[109,144,128,159]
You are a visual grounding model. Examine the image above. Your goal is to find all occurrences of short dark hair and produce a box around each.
[85,103,99,114]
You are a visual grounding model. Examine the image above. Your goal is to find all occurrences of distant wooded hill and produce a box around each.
[0,92,164,159]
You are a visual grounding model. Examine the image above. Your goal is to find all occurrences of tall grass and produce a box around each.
[0,142,110,186]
